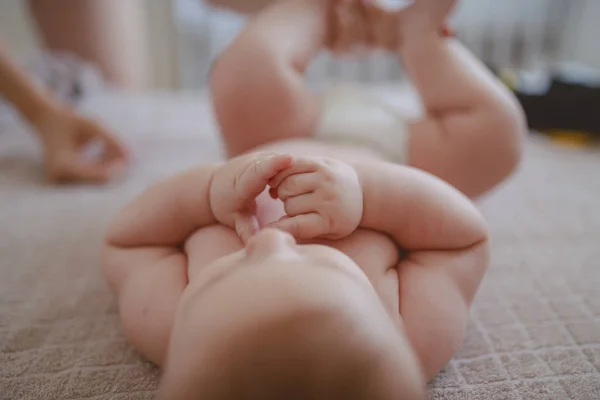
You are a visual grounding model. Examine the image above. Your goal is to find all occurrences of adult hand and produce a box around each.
[36,107,130,184]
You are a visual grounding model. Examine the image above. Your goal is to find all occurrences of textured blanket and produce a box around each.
[0,92,599,399]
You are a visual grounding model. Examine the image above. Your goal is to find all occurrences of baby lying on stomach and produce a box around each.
[102,0,525,398]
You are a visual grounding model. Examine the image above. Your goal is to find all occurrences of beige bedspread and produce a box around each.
[1,92,599,399]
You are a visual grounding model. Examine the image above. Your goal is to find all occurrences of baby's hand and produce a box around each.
[328,0,402,53]
[267,157,363,240]
[327,0,456,54]
[210,152,294,243]
[326,0,370,54]
[397,0,457,36]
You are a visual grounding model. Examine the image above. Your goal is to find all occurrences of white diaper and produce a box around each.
[314,84,409,164]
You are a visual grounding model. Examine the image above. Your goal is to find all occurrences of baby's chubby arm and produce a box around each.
[269,155,488,254]
[356,161,489,380]
[105,153,294,286]
[102,164,220,365]
[103,154,293,365]
[357,161,488,253]
[268,156,487,378]
[106,165,219,251]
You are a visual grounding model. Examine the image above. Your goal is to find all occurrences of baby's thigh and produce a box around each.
[185,224,244,280]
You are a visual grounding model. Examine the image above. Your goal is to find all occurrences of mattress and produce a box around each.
[0,91,599,399]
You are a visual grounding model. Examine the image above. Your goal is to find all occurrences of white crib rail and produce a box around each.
[455,0,569,70]
[174,0,570,89]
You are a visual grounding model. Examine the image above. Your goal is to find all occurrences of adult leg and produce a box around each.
[28,0,148,89]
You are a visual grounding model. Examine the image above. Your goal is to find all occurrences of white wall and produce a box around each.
[0,0,177,90]
[0,1,39,58]
[2,0,599,90]
[145,0,179,89]
[561,0,600,68]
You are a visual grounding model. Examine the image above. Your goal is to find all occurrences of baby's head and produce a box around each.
[158,229,426,400]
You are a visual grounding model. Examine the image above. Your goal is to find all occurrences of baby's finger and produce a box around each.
[283,193,316,217]
[269,157,320,189]
[269,187,279,199]
[324,0,338,49]
[234,213,260,244]
[350,1,370,48]
[363,1,398,50]
[382,11,401,50]
[276,173,318,201]
[237,153,293,200]
[268,213,325,240]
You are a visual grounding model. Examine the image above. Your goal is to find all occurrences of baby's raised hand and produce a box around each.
[397,0,457,36]
[210,152,293,243]
[267,157,363,240]
[326,0,370,54]
[327,0,400,53]
[327,0,456,54]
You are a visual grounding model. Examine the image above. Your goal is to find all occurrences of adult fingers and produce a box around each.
[51,156,123,184]
[83,120,130,162]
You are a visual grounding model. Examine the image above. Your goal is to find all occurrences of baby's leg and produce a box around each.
[400,1,527,198]
[210,0,327,157]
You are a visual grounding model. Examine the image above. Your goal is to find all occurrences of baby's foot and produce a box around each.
[397,0,457,37]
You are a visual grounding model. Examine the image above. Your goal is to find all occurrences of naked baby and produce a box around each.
[102,0,526,398]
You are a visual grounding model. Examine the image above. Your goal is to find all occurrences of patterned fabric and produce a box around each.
[0,91,599,399]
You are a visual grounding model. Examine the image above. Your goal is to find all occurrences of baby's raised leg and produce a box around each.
[211,0,328,157]
[399,0,527,197]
